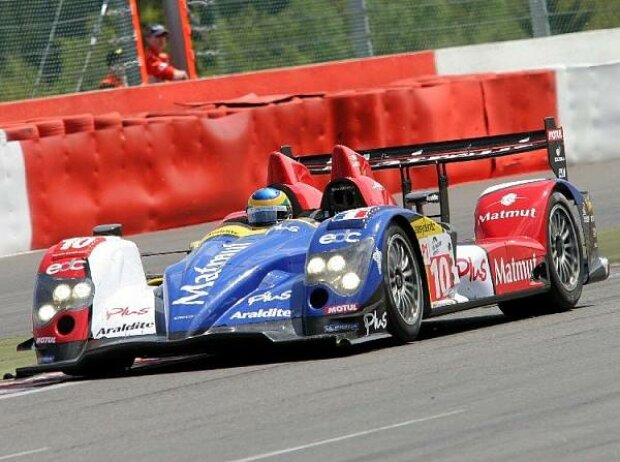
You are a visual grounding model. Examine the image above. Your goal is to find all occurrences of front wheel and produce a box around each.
[383,225,427,343]
[499,192,584,318]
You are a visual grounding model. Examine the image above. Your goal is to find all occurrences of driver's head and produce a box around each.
[247,187,292,226]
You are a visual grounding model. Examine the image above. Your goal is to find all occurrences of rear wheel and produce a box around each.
[383,225,426,342]
[499,192,583,318]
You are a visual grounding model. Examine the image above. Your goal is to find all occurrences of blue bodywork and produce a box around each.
[161,206,418,342]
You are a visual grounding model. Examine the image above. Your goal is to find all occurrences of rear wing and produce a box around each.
[282,117,566,224]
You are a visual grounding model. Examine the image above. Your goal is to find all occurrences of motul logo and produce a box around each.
[478,208,536,223]
[547,128,563,141]
[494,255,537,285]
[326,304,359,314]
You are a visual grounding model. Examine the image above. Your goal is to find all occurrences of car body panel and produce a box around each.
[19,120,610,376]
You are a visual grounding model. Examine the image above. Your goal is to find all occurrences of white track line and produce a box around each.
[226,408,465,462]
[0,382,78,401]
[0,448,48,461]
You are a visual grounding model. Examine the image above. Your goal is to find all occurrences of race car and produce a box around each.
[16,117,609,377]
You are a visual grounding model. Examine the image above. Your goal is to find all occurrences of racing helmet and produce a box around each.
[247,187,292,226]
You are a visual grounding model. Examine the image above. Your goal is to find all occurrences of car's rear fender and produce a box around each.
[474,178,607,283]
[475,178,584,249]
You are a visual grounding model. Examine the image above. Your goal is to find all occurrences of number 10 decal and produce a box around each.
[429,254,454,301]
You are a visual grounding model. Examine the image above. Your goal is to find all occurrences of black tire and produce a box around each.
[63,356,135,378]
[499,192,583,318]
[383,224,427,343]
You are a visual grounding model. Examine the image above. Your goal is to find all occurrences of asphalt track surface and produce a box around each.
[1,162,619,461]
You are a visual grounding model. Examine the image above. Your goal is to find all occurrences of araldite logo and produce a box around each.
[231,308,291,320]
[96,321,155,337]
[478,208,536,223]
[46,258,85,275]
[494,255,537,286]
[325,304,359,315]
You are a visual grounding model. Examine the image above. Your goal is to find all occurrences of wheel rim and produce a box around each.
[549,204,580,291]
[387,234,423,325]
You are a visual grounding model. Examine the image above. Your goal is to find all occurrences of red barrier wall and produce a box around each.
[8,68,557,249]
[483,71,557,177]
[0,52,435,125]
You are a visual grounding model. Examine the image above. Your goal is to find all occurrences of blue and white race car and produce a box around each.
[18,117,609,377]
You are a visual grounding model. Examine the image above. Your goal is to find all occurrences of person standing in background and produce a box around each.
[144,24,188,82]
[98,47,127,89]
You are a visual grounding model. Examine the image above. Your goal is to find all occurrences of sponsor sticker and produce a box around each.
[455,245,494,300]
[92,291,156,340]
[230,308,291,320]
[45,258,86,275]
[547,128,563,142]
[333,208,372,221]
[500,193,518,206]
[363,310,387,335]
[203,225,266,241]
[247,290,291,306]
[96,322,155,338]
[173,242,252,305]
[324,303,359,315]
[318,230,362,245]
[106,306,150,321]
[173,314,195,321]
[35,336,56,345]
[372,248,382,275]
[324,322,358,333]
[411,217,443,239]
[478,208,536,224]
[494,255,538,286]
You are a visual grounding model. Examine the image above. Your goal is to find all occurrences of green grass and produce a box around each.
[0,337,35,378]
[599,227,620,264]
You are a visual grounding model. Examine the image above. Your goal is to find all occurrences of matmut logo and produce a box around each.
[478,208,536,223]
[494,255,537,286]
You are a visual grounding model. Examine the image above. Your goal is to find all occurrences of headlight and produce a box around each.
[53,284,72,304]
[37,304,58,323]
[72,281,93,300]
[305,237,374,295]
[327,255,346,272]
[341,272,361,291]
[307,256,326,275]
[33,274,95,326]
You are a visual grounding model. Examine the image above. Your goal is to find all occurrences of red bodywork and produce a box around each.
[474,179,561,296]
[329,145,397,207]
[34,237,107,346]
